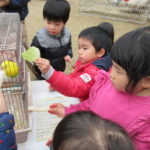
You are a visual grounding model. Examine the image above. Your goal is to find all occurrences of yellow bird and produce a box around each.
[1,61,19,78]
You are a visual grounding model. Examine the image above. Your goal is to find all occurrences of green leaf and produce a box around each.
[22,46,41,63]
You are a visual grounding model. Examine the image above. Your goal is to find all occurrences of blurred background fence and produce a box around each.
[80,0,150,24]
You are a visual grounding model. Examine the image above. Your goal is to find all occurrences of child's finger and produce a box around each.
[50,103,59,108]
[48,107,58,114]
[48,109,56,115]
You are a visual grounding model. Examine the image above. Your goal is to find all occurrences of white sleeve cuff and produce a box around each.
[42,67,54,80]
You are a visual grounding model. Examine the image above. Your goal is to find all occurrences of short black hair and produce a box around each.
[52,111,135,150]
[110,26,150,92]
[78,22,114,55]
[43,0,70,23]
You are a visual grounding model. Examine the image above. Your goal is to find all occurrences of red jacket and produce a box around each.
[47,60,100,101]
[46,55,112,101]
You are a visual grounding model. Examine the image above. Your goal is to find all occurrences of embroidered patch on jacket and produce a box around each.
[80,73,92,83]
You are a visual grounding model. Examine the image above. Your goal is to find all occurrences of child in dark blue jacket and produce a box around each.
[0,92,17,150]
[0,0,30,49]
[31,0,73,80]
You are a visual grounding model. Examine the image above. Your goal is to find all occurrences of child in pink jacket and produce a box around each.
[36,22,114,101]
[48,26,150,150]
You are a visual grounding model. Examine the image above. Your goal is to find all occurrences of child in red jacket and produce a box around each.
[35,22,114,101]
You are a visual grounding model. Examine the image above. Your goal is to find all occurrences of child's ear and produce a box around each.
[96,48,105,58]
[142,76,150,88]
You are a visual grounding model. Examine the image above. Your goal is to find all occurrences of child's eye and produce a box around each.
[47,21,50,24]
[83,47,87,50]
[55,23,60,26]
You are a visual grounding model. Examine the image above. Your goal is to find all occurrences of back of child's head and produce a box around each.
[110,26,150,92]
[52,111,135,150]
[43,0,70,23]
[78,22,114,56]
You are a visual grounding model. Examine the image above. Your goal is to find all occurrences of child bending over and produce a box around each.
[0,92,17,150]
[50,111,135,150]
[36,22,114,101]
[31,0,72,79]
[48,26,150,149]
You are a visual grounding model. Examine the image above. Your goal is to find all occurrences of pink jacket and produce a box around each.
[65,70,150,150]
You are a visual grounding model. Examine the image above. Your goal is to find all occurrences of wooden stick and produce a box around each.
[28,106,49,112]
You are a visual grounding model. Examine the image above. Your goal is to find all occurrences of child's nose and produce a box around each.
[78,48,82,54]
[49,24,55,29]
[78,51,82,56]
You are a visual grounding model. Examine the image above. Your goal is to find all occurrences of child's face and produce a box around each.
[78,38,101,64]
[44,19,65,35]
[110,61,129,92]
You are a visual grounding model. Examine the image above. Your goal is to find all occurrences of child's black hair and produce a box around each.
[52,111,135,150]
[43,0,70,23]
[78,22,114,56]
[110,26,150,92]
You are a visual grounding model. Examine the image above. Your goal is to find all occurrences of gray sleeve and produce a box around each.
[42,67,54,80]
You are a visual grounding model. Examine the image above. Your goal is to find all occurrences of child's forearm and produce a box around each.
[0,92,7,113]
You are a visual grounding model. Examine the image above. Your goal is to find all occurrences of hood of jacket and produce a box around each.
[92,54,112,71]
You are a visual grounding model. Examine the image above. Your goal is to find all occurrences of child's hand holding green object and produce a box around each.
[35,58,51,74]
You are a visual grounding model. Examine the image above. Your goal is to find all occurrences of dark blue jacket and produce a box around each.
[31,27,73,79]
[93,54,112,71]
[1,0,30,20]
[0,112,17,150]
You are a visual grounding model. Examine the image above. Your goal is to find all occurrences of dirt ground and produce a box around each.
[26,0,149,78]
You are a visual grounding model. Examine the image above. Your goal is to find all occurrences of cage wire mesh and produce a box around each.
[80,0,150,24]
[0,13,30,142]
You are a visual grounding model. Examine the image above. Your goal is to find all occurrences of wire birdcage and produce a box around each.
[80,0,150,24]
[0,13,30,143]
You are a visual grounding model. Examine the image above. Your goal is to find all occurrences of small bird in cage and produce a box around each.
[1,60,19,78]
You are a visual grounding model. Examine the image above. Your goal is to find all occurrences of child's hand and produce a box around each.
[46,138,52,147]
[35,58,51,74]
[64,55,71,62]
[48,103,65,118]
[0,0,9,7]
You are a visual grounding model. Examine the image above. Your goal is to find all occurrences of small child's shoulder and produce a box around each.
[95,70,110,84]
[97,70,110,78]
[36,28,46,35]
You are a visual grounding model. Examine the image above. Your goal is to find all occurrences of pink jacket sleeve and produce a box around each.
[64,70,110,115]
[46,66,99,100]
[65,98,91,115]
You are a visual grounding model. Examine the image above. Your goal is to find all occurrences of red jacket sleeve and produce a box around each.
[46,65,99,100]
